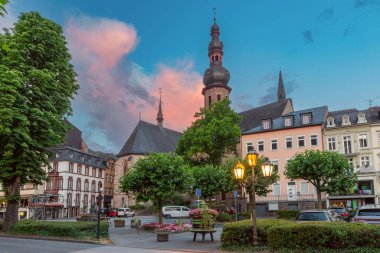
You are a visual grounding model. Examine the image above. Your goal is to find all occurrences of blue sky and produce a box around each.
[2,0,380,153]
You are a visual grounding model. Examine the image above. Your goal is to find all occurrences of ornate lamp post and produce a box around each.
[96,182,103,240]
[233,149,273,246]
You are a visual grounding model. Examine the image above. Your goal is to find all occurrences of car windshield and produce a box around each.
[297,212,328,221]
[358,209,380,216]
[331,208,345,214]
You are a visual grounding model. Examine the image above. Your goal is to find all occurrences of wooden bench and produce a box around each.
[190,228,216,242]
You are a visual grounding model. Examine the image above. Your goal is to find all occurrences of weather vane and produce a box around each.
[213,8,216,22]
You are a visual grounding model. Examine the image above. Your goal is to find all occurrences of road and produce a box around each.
[0,237,213,253]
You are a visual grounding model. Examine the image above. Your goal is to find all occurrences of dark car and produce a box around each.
[296,209,341,222]
[329,207,349,221]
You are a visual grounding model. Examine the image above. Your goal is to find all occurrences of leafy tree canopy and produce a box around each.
[176,99,241,165]
[0,11,78,231]
[191,164,235,201]
[119,153,193,223]
[285,150,356,208]
[0,0,8,17]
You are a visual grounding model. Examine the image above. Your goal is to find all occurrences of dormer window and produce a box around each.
[342,114,351,126]
[357,112,367,124]
[284,116,293,127]
[262,119,271,130]
[326,116,335,127]
[301,113,311,124]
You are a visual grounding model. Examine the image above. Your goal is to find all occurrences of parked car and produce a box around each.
[329,207,350,221]
[295,209,342,222]
[108,208,118,217]
[162,206,191,219]
[117,207,135,217]
[352,205,380,225]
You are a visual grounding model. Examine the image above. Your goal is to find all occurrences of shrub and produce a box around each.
[217,213,233,222]
[221,219,292,247]
[9,220,108,240]
[189,208,218,219]
[130,203,145,210]
[268,222,380,250]
[170,193,185,205]
[277,210,300,220]
[239,212,252,220]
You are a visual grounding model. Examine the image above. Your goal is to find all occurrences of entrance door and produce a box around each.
[287,182,297,201]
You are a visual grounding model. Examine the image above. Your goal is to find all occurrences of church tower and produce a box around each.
[156,89,164,127]
[277,70,286,101]
[202,15,232,107]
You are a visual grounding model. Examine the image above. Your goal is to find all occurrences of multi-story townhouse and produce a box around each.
[241,106,328,215]
[324,107,380,208]
[103,157,116,208]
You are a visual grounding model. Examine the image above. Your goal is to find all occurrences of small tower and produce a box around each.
[156,89,164,127]
[202,10,232,107]
[277,71,286,101]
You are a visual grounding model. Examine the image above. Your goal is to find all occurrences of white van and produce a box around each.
[117,207,135,217]
[162,206,190,219]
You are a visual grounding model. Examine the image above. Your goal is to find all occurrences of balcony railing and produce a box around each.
[329,190,374,197]
[255,194,325,202]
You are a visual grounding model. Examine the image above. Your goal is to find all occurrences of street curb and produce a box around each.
[111,245,216,253]
[0,233,112,245]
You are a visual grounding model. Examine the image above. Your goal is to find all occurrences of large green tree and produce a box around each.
[176,99,241,165]
[120,153,193,224]
[285,150,356,209]
[0,0,8,17]
[0,12,78,231]
[191,164,235,201]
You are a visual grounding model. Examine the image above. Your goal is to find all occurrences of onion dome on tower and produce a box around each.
[202,14,232,107]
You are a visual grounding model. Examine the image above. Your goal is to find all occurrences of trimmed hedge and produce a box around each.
[217,213,233,222]
[9,220,108,240]
[268,222,380,250]
[277,210,300,220]
[221,219,292,247]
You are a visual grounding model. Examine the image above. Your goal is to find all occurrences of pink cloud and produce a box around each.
[65,15,203,152]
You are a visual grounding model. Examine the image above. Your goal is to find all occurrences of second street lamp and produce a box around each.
[233,149,273,246]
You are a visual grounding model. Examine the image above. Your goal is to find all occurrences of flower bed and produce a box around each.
[141,222,192,232]
[189,208,218,219]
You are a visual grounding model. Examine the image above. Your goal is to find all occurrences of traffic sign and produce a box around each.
[233,191,238,198]
[195,188,201,197]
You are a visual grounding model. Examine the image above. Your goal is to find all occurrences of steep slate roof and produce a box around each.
[244,106,328,134]
[239,98,292,133]
[118,120,182,157]
[60,119,83,150]
[327,106,380,127]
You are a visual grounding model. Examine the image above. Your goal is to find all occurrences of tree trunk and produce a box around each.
[3,176,21,232]
[157,199,163,224]
[316,189,322,209]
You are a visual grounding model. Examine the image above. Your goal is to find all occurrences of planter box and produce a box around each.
[157,232,169,242]
[114,220,125,227]
[191,218,215,229]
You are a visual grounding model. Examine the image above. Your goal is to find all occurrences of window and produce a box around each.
[208,96,211,106]
[310,134,318,146]
[76,179,81,191]
[75,194,80,206]
[284,117,293,127]
[47,178,52,190]
[59,178,63,189]
[272,184,280,195]
[327,116,335,127]
[262,119,271,129]
[69,162,74,173]
[67,193,72,206]
[327,137,336,151]
[285,137,292,149]
[300,182,309,194]
[92,168,96,177]
[348,158,354,168]
[217,94,221,101]
[358,134,368,148]
[343,135,352,154]
[302,114,311,124]
[84,180,89,192]
[53,162,58,171]
[271,139,278,150]
[99,169,103,178]
[246,142,253,152]
[91,195,95,206]
[257,141,264,151]
[85,166,89,176]
[298,136,305,147]
[271,160,279,174]
[83,194,88,207]
[77,165,82,174]
[91,180,96,192]
[68,177,73,190]
[360,156,370,167]
[110,175,113,182]
[342,115,351,125]
[357,113,367,123]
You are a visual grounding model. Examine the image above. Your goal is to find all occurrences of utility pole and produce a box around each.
[364,96,379,107]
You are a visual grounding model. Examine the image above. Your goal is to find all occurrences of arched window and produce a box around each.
[85,166,89,176]
[67,193,72,206]
[75,194,80,206]
[76,178,81,191]
[69,162,74,173]
[68,177,73,190]
[83,194,88,207]
[92,168,96,177]
[91,195,95,206]
[91,180,96,192]
[84,179,89,192]
[77,164,82,174]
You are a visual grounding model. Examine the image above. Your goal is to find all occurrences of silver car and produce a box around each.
[353,205,380,225]
[296,209,341,222]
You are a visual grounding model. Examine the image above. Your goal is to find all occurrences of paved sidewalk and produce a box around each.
[108,218,223,253]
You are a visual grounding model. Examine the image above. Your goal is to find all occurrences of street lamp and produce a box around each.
[233,149,273,246]
[96,182,103,240]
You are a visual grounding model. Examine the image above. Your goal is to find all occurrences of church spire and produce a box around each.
[156,88,164,127]
[277,70,286,101]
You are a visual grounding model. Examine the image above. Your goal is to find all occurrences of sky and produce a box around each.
[1,0,380,154]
